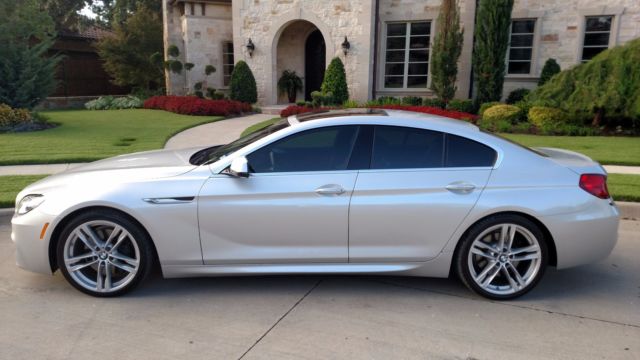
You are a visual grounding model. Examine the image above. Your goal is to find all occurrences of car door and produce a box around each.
[198,125,365,264]
[349,125,496,262]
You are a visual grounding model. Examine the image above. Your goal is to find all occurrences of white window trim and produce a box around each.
[376,11,437,94]
[221,41,234,88]
[505,17,540,79]
[575,7,625,64]
[379,21,434,92]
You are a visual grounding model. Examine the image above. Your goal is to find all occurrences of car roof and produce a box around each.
[288,109,479,134]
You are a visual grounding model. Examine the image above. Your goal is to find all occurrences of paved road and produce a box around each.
[1,213,638,360]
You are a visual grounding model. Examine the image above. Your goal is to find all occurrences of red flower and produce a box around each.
[143,96,252,117]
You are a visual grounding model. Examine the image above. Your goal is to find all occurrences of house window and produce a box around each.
[222,42,234,86]
[582,16,613,62]
[383,21,430,89]
[507,19,535,74]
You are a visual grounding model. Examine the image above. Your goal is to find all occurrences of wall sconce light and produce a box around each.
[341,36,351,55]
[246,38,255,57]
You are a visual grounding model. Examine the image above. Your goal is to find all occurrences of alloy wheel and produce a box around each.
[467,223,543,296]
[63,220,140,293]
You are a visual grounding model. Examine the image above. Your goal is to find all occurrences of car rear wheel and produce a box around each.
[455,215,548,300]
[56,210,153,297]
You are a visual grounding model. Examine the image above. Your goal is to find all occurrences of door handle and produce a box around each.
[445,182,476,194]
[315,184,346,196]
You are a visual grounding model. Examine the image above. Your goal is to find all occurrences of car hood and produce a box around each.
[20,147,206,196]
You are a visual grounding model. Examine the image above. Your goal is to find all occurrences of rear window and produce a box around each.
[445,134,496,167]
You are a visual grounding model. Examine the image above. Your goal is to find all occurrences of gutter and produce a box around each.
[372,0,380,100]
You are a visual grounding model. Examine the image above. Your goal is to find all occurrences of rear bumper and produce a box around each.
[11,209,55,275]
[542,200,619,269]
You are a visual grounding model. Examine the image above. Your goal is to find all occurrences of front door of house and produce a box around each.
[305,30,326,101]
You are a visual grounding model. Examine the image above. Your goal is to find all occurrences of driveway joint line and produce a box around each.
[237,279,323,360]
[373,279,640,329]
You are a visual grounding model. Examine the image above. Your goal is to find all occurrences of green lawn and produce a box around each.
[609,174,640,202]
[1,173,639,208]
[0,175,48,208]
[240,117,281,137]
[501,134,640,166]
[0,109,223,165]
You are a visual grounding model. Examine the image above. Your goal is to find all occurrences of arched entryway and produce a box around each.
[304,30,326,101]
[275,20,327,104]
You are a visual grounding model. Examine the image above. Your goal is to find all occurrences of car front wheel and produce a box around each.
[56,210,153,297]
[456,215,548,300]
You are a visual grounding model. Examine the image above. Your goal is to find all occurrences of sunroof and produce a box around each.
[295,108,388,122]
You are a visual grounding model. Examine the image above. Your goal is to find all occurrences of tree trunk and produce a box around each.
[592,108,604,127]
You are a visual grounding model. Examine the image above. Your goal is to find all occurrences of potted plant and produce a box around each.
[277,70,303,103]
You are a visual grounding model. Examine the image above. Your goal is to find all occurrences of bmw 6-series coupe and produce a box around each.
[12,109,619,299]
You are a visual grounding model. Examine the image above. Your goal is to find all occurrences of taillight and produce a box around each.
[579,174,610,199]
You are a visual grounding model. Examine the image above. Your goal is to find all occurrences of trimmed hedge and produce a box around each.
[447,99,475,114]
[144,96,252,116]
[479,104,522,132]
[0,103,31,128]
[229,60,257,104]
[478,101,502,117]
[321,58,349,105]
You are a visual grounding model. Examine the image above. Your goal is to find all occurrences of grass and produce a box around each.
[0,109,223,165]
[0,173,638,208]
[240,117,281,137]
[609,174,640,202]
[0,175,48,208]
[501,133,640,166]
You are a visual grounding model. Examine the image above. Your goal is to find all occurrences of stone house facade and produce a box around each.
[162,0,640,105]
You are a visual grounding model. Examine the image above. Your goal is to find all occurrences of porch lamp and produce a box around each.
[246,38,255,57]
[341,36,351,55]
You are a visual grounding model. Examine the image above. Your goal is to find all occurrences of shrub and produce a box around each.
[479,104,522,131]
[527,38,640,128]
[229,60,257,104]
[527,106,570,131]
[447,99,475,114]
[343,99,359,108]
[0,103,31,128]
[277,70,303,103]
[374,96,400,105]
[85,95,143,110]
[505,88,530,104]
[401,96,422,106]
[143,95,251,116]
[478,101,502,117]
[538,58,561,86]
[295,101,306,106]
[422,98,446,108]
[311,91,333,107]
[281,105,332,117]
[370,104,477,122]
[321,57,349,105]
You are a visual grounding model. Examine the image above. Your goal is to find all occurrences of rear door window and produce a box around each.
[371,126,444,169]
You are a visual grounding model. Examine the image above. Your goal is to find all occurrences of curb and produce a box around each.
[617,201,640,221]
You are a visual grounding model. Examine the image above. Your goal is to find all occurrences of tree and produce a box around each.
[321,57,349,105]
[229,61,257,104]
[41,0,93,31]
[538,58,561,86]
[472,0,514,105]
[92,0,162,27]
[0,0,61,109]
[96,6,163,90]
[430,0,464,104]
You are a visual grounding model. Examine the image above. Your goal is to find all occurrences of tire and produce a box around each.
[56,209,154,297]
[455,214,548,300]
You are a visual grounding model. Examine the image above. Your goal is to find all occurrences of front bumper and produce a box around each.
[543,199,619,269]
[11,209,56,275]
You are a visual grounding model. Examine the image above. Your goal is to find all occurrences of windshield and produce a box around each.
[191,118,290,165]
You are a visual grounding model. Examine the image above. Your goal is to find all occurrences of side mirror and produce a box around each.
[228,156,249,178]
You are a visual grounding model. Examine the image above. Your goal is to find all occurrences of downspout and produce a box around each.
[468,0,479,99]
[371,0,380,100]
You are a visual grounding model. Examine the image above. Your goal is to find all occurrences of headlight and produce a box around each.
[15,195,45,216]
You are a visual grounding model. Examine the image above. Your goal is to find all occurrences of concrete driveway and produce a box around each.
[1,212,638,360]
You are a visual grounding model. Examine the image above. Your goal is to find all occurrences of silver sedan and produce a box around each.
[11,109,619,299]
